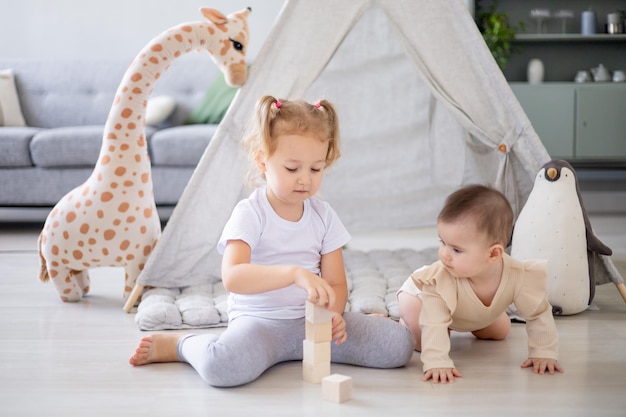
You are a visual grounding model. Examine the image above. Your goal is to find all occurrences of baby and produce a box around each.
[398,184,563,383]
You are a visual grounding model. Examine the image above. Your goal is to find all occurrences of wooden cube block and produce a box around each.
[303,340,330,365]
[305,300,333,324]
[305,320,332,343]
[303,361,330,384]
[322,374,352,403]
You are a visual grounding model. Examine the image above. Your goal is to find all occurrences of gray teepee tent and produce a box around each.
[129,0,621,318]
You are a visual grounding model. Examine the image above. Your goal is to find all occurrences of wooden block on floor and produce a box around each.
[303,361,331,384]
[322,373,352,403]
[305,300,333,324]
[305,320,332,343]
[303,340,330,365]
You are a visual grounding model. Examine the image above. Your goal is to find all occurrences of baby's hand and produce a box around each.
[423,367,462,384]
[521,358,564,375]
[330,312,347,345]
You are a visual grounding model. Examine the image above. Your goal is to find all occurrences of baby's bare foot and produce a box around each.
[129,333,182,366]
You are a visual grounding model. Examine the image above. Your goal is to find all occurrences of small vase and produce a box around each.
[527,59,544,84]
[581,9,597,35]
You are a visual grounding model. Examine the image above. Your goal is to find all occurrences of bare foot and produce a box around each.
[129,333,183,366]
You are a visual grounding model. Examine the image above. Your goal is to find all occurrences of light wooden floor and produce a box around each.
[1,216,625,417]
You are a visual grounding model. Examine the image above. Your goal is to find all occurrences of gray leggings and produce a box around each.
[177,312,414,387]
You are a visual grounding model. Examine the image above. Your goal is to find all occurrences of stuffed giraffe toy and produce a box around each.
[38,7,251,306]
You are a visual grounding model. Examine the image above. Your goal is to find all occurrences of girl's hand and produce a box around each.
[521,358,564,375]
[423,367,462,384]
[330,311,347,345]
[293,268,336,308]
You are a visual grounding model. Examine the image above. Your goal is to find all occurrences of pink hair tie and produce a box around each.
[313,102,321,108]
[274,100,282,109]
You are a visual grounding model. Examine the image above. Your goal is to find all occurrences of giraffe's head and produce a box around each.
[201,7,252,87]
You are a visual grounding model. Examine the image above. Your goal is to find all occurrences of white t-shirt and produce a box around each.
[217,187,351,320]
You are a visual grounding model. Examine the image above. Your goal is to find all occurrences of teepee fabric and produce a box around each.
[137,0,550,289]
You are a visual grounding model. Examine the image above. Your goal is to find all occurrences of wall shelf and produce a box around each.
[515,34,626,42]
[477,0,626,82]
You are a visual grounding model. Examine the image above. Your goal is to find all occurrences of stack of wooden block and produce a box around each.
[302,300,352,403]
[303,300,332,383]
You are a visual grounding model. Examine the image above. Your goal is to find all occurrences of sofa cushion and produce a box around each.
[0,69,27,127]
[30,126,104,168]
[146,96,177,126]
[0,127,42,167]
[186,71,238,125]
[30,125,158,168]
[150,124,218,166]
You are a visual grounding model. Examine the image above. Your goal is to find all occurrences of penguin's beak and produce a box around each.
[546,167,559,182]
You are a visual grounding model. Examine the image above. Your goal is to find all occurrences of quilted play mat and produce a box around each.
[135,247,439,330]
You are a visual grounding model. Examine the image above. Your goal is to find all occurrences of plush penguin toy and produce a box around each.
[511,159,612,315]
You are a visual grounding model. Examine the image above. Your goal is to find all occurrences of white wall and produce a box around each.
[0,0,285,61]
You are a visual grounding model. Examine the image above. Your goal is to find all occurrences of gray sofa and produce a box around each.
[0,55,225,221]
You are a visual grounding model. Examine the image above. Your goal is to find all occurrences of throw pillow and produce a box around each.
[0,69,27,126]
[186,71,239,125]
[145,95,177,126]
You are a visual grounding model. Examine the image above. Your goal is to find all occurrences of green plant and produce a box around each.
[477,0,524,69]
